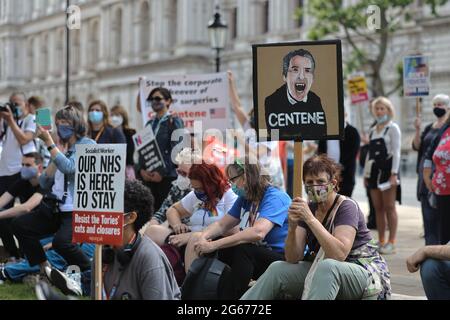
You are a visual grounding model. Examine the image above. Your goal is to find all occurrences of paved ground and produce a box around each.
[353,175,427,298]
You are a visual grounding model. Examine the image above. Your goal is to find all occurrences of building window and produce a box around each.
[41,34,48,78]
[139,1,150,55]
[28,38,35,80]
[71,30,80,75]
[231,7,238,40]
[297,0,304,27]
[89,20,100,68]
[262,1,269,34]
[112,7,123,61]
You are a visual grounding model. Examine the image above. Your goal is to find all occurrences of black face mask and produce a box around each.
[433,107,447,118]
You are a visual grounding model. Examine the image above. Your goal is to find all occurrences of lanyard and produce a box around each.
[245,202,259,228]
[102,233,136,300]
[94,126,105,143]
[152,112,170,137]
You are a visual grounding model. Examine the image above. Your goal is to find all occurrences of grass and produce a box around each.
[0,282,37,300]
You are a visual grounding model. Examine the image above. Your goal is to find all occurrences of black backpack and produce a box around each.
[181,256,231,300]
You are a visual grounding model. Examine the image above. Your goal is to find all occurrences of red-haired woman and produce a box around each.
[187,158,291,299]
[144,162,238,261]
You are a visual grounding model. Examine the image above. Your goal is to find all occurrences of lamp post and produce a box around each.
[208,6,228,73]
[65,0,70,105]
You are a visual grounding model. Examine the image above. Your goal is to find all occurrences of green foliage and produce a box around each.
[298,0,448,95]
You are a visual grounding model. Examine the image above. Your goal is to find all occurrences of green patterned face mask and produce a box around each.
[305,183,334,203]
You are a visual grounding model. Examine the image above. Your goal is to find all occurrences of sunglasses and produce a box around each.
[148,97,165,102]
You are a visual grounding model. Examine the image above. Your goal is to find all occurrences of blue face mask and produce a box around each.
[232,184,246,198]
[89,111,104,124]
[15,107,23,118]
[376,114,389,124]
[57,124,75,142]
[20,166,38,180]
[194,191,209,203]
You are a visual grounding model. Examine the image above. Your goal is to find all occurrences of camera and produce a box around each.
[0,102,19,116]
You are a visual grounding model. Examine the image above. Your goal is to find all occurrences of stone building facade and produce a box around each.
[1,0,450,172]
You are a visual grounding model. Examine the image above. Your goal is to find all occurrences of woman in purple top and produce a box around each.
[242,154,391,300]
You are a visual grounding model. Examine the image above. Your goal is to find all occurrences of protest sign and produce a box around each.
[348,75,369,104]
[252,40,344,142]
[403,55,430,97]
[133,125,166,173]
[72,144,126,246]
[139,73,229,131]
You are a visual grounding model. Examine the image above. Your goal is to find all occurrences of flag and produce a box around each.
[209,108,226,119]
[134,135,143,147]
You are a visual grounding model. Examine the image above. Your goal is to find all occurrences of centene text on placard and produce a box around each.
[72,144,126,246]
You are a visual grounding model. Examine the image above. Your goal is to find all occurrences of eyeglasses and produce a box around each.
[21,163,33,167]
[148,97,165,102]
[229,173,243,184]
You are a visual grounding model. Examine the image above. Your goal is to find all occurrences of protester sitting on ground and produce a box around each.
[85,180,180,300]
[11,105,95,282]
[0,236,94,291]
[187,158,290,300]
[0,153,45,222]
[146,148,201,227]
[412,94,449,245]
[241,154,391,300]
[228,71,285,191]
[110,105,137,180]
[406,243,450,300]
[87,100,126,145]
[145,162,238,263]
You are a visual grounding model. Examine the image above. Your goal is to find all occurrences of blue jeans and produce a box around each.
[420,258,450,300]
[4,237,95,282]
[420,196,440,245]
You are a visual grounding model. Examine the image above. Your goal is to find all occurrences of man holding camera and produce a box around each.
[0,92,37,261]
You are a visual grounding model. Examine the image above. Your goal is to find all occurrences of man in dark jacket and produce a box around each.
[264,49,327,140]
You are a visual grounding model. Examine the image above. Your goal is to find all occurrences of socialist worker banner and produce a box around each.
[72,144,127,246]
[139,73,230,131]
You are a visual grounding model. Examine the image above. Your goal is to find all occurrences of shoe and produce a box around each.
[35,281,69,300]
[379,243,396,255]
[49,268,83,296]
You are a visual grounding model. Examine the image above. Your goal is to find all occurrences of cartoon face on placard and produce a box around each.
[253,40,345,141]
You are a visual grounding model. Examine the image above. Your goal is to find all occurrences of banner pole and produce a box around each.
[358,102,365,136]
[293,141,303,198]
[416,97,421,117]
[94,244,103,300]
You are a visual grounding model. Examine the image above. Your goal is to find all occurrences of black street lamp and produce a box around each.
[208,6,228,73]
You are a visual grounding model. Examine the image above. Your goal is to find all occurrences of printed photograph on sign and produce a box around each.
[139,73,230,131]
[403,55,430,97]
[253,40,344,141]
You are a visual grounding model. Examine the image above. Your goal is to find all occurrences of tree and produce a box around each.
[298,0,448,97]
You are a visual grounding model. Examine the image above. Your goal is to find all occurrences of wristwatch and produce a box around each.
[47,143,57,152]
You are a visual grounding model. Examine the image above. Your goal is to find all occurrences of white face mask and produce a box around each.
[174,174,191,190]
[111,115,123,128]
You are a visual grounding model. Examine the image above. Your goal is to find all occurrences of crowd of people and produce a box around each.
[0,75,449,300]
